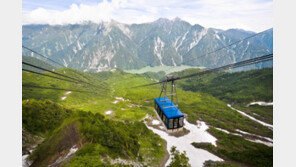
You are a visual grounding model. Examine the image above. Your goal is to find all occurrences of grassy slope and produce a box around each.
[174,68,273,104]
[23,100,166,167]
[22,69,166,166]
[23,68,273,166]
[170,68,273,166]
[169,67,273,133]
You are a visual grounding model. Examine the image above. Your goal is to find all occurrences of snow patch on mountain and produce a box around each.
[173,36,181,48]
[215,34,220,40]
[77,40,82,50]
[115,22,131,38]
[105,51,115,66]
[63,59,68,67]
[55,42,59,51]
[176,31,189,50]
[227,104,273,130]
[154,37,165,66]
[172,58,176,66]
[103,21,131,38]
[215,127,273,146]
[89,54,100,69]
[247,101,273,107]
[215,127,233,135]
[119,40,125,47]
[73,47,77,54]
[188,28,208,50]
[60,43,64,50]
[147,119,222,166]
[242,41,250,55]
[47,49,51,56]
[96,64,109,72]
[103,23,113,35]
[88,47,115,70]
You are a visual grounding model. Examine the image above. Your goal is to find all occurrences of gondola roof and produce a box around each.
[155,97,184,119]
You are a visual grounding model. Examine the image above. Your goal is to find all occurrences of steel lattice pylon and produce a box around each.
[158,75,178,108]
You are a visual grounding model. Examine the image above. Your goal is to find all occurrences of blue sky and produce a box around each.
[23,0,103,11]
[22,0,273,32]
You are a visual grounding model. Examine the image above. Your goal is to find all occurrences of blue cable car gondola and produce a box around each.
[154,97,184,130]
[154,75,184,131]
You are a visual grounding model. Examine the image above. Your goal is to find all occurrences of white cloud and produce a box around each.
[22,0,273,32]
[23,0,128,25]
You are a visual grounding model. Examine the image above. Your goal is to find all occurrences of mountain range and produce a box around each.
[22,18,273,72]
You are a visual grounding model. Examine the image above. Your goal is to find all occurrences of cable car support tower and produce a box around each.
[159,75,180,108]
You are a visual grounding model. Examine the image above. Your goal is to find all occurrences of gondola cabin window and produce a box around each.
[169,119,173,129]
[179,117,184,126]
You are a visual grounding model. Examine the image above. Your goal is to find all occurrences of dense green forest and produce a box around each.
[22,66,273,167]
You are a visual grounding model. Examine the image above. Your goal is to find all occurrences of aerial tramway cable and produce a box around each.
[23,46,94,81]
[177,54,273,80]
[22,68,81,84]
[22,61,103,89]
[22,45,65,67]
[22,68,109,93]
[133,53,273,88]
[22,84,98,95]
[22,46,110,88]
